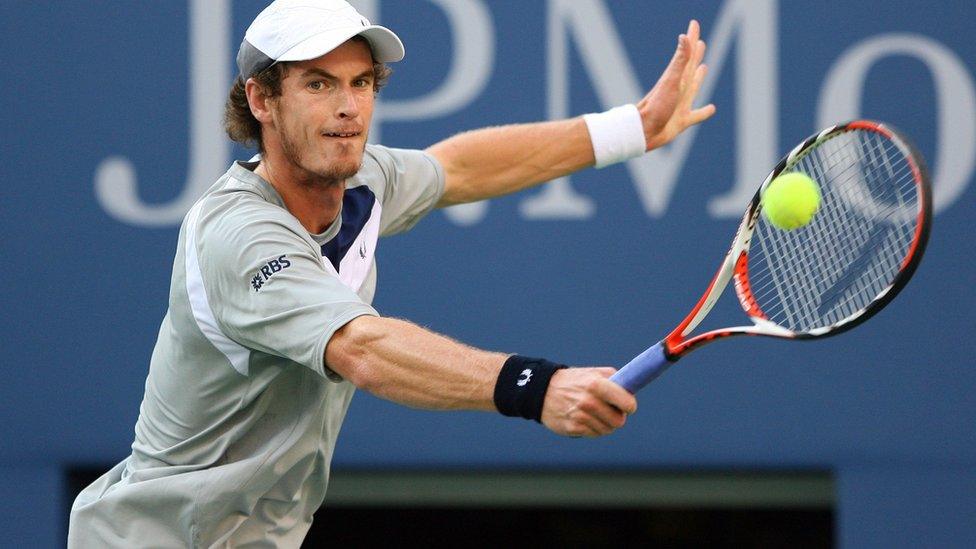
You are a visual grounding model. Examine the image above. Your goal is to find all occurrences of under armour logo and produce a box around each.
[517,368,533,386]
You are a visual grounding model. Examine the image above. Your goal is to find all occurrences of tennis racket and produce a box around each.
[611,120,932,393]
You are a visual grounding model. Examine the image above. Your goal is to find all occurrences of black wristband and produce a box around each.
[493,355,567,423]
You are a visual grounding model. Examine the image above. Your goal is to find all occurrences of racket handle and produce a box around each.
[610,341,676,393]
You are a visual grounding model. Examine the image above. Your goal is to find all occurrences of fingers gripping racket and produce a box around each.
[611,120,932,393]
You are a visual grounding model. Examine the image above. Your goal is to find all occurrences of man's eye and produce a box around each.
[354,79,371,88]
[308,81,324,91]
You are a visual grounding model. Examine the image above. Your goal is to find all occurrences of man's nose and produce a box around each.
[335,87,360,119]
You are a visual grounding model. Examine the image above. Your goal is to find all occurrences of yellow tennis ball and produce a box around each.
[762,172,822,230]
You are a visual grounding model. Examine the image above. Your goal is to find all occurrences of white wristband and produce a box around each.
[583,104,647,168]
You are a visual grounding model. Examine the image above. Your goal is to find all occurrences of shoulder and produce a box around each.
[356,144,398,189]
[360,144,442,179]
[354,145,444,198]
[187,182,319,272]
[203,191,305,240]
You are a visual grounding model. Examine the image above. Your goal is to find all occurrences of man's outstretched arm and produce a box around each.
[428,20,716,207]
[325,315,638,438]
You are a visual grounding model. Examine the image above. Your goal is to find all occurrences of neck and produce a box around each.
[255,150,345,234]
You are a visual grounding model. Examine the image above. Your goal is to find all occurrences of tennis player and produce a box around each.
[68,0,715,546]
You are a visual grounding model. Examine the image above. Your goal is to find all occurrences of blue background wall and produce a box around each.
[2,1,974,547]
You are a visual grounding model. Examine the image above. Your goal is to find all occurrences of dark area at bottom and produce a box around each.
[305,506,831,548]
[66,467,832,548]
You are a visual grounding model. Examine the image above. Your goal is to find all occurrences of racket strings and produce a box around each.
[783,137,916,321]
[750,142,884,305]
[745,129,921,332]
[759,135,917,325]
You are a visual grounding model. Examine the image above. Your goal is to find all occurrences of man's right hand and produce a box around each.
[541,367,638,437]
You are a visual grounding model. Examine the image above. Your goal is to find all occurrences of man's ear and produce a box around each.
[245,78,275,126]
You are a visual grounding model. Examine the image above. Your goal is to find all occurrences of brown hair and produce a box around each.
[223,37,393,151]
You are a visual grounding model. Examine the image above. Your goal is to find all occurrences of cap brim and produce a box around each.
[276,24,404,65]
[358,26,405,63]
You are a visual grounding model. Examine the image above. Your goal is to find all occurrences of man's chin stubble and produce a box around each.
[286,149,363,188]
[312,142,365,184]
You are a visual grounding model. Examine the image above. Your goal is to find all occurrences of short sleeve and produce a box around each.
[365,145,446,236]
[194,198,378,378]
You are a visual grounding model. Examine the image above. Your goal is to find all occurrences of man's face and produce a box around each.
[268,39,376,183]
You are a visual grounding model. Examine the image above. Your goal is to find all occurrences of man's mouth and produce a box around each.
[323,131,362,139]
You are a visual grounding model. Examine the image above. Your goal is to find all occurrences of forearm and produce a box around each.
[427,118,595,207]
[325,315,507,411]
[327,316,638,436]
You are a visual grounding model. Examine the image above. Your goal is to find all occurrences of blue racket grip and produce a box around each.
[610,342,676,394]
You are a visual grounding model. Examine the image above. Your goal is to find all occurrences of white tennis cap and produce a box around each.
[237,0,405,79]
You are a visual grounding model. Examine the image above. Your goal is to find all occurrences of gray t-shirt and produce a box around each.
[68,145,445,548]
